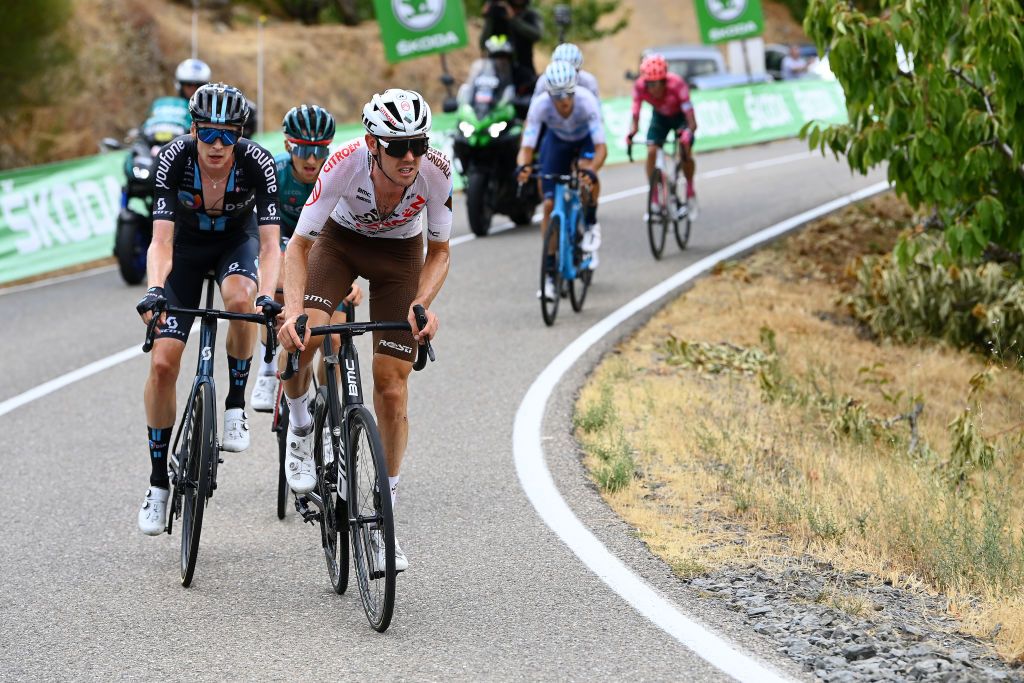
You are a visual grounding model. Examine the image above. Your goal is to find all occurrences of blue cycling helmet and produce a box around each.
[189,82,249,127]
[544,61,577,96]
[551,43,584,70]
[282,104,336,143]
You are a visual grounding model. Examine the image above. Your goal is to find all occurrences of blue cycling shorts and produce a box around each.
[539,133,595,199]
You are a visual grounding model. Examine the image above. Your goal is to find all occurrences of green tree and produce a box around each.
[0,0,74,114]
[803,0,1024,260]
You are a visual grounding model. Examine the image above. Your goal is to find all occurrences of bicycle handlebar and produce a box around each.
[142,304,279,363]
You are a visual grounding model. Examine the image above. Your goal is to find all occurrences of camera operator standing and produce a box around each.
[480,0,543,96]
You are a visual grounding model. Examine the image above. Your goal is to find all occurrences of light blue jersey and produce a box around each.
[522,87,606,148]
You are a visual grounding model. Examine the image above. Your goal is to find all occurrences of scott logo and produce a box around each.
[201,346,212,361]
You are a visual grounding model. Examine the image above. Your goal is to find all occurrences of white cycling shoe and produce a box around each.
[537,275,557,301]
[221,408,250,452]
[250,375,278,413]
[137,487,169,536]
[285,425,317,494]
[581,222,601,252]
[370,529,408,573]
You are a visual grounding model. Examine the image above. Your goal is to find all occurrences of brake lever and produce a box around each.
[411,304,435,371]
[141,308,163,353]
[280,313,307,380]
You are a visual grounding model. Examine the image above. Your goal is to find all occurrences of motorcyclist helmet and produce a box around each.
[362,89,432,138]
[551,43,584,70]
[544,61,577,97]
[283,104,335,143]
[189,82,250,127]
[175,58,211,96]
[640,54,669,81]
[484,34,515,58]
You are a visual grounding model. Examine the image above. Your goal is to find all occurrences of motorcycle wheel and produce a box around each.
[115,210,147,285]
[466,170,494,237]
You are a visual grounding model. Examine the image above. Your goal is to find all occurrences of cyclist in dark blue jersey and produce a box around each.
[134,82,282,536]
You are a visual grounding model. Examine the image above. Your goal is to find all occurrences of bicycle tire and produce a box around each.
[312,387,350,595]
[673,166,692,250]
[568,212,591,313]
[647,169,668,260]
[540,216,562,326]
[180,380,214,588]
[347,406,395,632]
[275,390,290,520]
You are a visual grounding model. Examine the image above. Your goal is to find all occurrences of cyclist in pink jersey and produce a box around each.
[627,55,698,214]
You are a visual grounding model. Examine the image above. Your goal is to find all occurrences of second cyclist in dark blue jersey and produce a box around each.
[134,83,282,536]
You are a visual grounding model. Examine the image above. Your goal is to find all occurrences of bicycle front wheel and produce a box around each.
[275,390,290,520]
[540,215,562,327]
[313,387,349,595]
[647,169,668,260]
[180,380,215,588]
[673,169,692,250]
[347,406,395,632]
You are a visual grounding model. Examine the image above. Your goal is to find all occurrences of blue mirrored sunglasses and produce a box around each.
[290,142,331,160]
[196,127,240,146]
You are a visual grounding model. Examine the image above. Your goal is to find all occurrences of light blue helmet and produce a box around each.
[544,61,577,96]
[551,43,584,70]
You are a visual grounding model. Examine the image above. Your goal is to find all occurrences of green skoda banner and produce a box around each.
[694,0,765,44]
[374,0,469,64]
[0,80,846,286]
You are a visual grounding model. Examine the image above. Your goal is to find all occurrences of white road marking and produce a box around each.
[513,181,890,682]
[742,151,814,170]
[0,149,838,417]
[0,265,117,297]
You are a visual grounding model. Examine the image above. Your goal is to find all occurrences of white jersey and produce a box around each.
[522,87,606,148]
[532,69,600,102]
[294,137,454,242]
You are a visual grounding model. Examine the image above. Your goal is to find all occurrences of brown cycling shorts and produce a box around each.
[304,218,423,363]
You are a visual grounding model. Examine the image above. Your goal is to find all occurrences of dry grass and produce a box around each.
[575,193,1024,662]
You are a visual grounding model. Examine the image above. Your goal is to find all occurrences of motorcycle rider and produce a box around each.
[480,0,543,97]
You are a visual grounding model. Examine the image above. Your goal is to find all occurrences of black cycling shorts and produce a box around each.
[156,215,260,343]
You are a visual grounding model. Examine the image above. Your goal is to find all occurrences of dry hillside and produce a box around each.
[0,0,804,169]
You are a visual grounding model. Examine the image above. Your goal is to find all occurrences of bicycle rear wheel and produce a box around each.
[568,212,591,313]
[347,406,395,632]
[274,389,290,520]
[313,387,349,595]
[673,164,692,250]
[647,169,668,260]
[540,216,562,326]
[180,380,214,588]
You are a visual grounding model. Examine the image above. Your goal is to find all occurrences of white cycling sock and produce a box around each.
[286,391,312,433]
[388,475,400,507]
[258,342,277,376]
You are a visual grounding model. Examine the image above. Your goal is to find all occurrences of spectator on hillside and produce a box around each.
[781,44,809,80]
[480,0,543,96]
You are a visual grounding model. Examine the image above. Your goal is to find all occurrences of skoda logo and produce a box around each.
[706,0,746,21]
[392,0,445,31]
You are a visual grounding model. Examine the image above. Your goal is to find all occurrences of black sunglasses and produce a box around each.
[377,136,429,158]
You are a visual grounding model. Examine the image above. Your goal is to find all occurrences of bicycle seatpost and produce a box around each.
[280,314,308,380]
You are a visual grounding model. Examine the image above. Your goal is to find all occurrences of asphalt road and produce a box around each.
[0,138,885,681]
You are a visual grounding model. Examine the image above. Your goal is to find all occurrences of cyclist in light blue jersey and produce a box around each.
[517,61,607,298]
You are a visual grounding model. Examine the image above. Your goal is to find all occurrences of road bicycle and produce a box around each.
[141,273,278,587]
[524,162,595,326]
[628,129,692,259]
[280,305,434,632]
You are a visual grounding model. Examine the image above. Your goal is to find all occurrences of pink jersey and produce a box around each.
[631,72,693,119]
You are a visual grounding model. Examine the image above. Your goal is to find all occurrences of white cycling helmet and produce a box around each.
[544,61,577,96]
[551,43,584,70]
[362,89,432,138]
[175,58,211,93]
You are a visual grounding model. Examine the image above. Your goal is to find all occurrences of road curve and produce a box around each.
[0,138,885,681]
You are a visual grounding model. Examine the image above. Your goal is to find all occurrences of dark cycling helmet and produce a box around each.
[189,82,250,127]
[282,104,336,143]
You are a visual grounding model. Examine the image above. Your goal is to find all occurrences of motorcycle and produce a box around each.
[448,57,539,236]
[102,97,189,285]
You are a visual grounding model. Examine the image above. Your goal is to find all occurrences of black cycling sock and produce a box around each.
[226,355,252,410]
[148,426,171,489]
[584,204,597,227]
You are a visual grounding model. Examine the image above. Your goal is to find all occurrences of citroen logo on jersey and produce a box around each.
[306,178,322,206]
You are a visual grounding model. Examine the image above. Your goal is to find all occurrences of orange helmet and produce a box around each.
[640,54,668,81]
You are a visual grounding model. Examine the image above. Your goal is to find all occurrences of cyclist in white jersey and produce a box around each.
[517,61,607,299]
[277,89,452,573]
[531,43,600,101]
